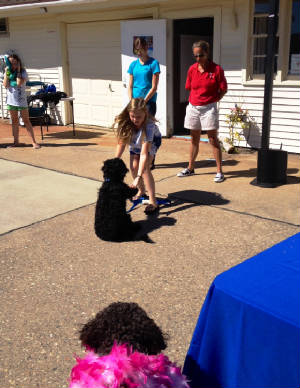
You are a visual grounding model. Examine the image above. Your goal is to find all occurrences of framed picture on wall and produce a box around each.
[133,36,153,57]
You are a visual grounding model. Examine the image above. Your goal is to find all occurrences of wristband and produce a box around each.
[137,174,141,178]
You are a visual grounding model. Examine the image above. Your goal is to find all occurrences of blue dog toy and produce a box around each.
[127,197,171,213]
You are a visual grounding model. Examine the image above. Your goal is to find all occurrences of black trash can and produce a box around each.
[252,149,287,187]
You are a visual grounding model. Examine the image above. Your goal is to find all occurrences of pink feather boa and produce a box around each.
[69,343,190,388]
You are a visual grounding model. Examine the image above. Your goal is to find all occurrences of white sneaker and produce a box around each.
[214,173,225,183]
[177,168,195,177]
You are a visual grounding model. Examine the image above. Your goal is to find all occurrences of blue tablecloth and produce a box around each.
[183,233,300,388]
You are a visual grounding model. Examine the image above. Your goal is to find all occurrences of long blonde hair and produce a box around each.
[113,98,149,144]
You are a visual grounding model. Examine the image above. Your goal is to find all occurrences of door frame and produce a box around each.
[173,17,214,134]
[121,19,167,136]
[59,22,71,125]
[161,7,221,135]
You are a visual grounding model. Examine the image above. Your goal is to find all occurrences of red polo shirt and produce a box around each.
[185,61,227,106]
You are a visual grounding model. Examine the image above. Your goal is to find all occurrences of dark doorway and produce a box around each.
[173,18,214,134]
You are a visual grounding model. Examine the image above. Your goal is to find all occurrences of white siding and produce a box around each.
[67,21,123,127]
[0,17,62,121]
[0,0,299,152]
[218,1,300,153]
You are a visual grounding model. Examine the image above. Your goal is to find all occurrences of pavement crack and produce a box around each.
[0,202,96,237]
[0,157,100,182]
[162,194,300,228]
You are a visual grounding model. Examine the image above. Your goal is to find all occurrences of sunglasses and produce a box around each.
[194,54,206,58]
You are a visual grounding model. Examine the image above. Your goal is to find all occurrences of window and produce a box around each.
[248,0,299,82]
[288,0,300,75]
[252,0,278,75]
[0,18,9,36]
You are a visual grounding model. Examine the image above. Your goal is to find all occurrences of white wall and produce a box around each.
[1,0,299,153]
[218,0,300,153]
[0,16,63,121]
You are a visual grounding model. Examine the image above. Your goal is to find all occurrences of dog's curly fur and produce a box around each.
[79,302,168,355]
[94,158,140,242]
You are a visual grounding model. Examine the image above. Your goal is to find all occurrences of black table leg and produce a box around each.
[40,117,44,140]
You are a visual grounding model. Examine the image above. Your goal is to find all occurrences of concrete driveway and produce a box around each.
[0,159,99,235]
[0,123,299,387]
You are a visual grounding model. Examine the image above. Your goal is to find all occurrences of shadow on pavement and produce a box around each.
[134,216,177,244]
[0,142,97,148]
[157,190,230,216]
[286,175,300,184]
[41,129,105,139]
[39,142,98,147]
[154,159,239,170]
[225,167,299,182]
[169,190,230,205]
[169,167,300,184]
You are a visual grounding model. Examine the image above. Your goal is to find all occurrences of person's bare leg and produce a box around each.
[142,155,157,207]
[188,130,201,171]
[130,154,145,198]
[9,110,20,145]
[20,109,40,148]
[207,130,222,173]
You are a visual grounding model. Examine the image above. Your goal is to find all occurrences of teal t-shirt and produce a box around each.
[128,57,160,103]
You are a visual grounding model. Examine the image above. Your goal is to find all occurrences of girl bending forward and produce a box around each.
[114,98,161,215]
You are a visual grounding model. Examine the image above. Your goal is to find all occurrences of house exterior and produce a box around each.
[0,0,299,152]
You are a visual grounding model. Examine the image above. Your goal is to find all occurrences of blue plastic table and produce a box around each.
[183,233,300,388]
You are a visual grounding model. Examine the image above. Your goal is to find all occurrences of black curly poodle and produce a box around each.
[94,158,140,242]
[79,302,168,355]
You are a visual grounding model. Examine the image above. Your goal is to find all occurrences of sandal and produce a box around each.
[144,204,159,215]
[132,193,148,201]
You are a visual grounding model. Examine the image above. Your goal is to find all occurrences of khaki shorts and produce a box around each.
[184,102,219,131]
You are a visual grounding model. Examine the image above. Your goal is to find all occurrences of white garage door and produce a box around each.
[67,21,123,127]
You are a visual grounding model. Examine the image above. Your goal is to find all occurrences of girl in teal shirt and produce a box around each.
[128,37,160,169]
[128,37,160,117]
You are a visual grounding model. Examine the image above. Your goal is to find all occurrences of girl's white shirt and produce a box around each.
[6,69,28,107]
[129,120,161,155]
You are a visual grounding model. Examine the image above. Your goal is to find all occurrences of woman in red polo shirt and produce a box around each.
[177,41,227,182]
